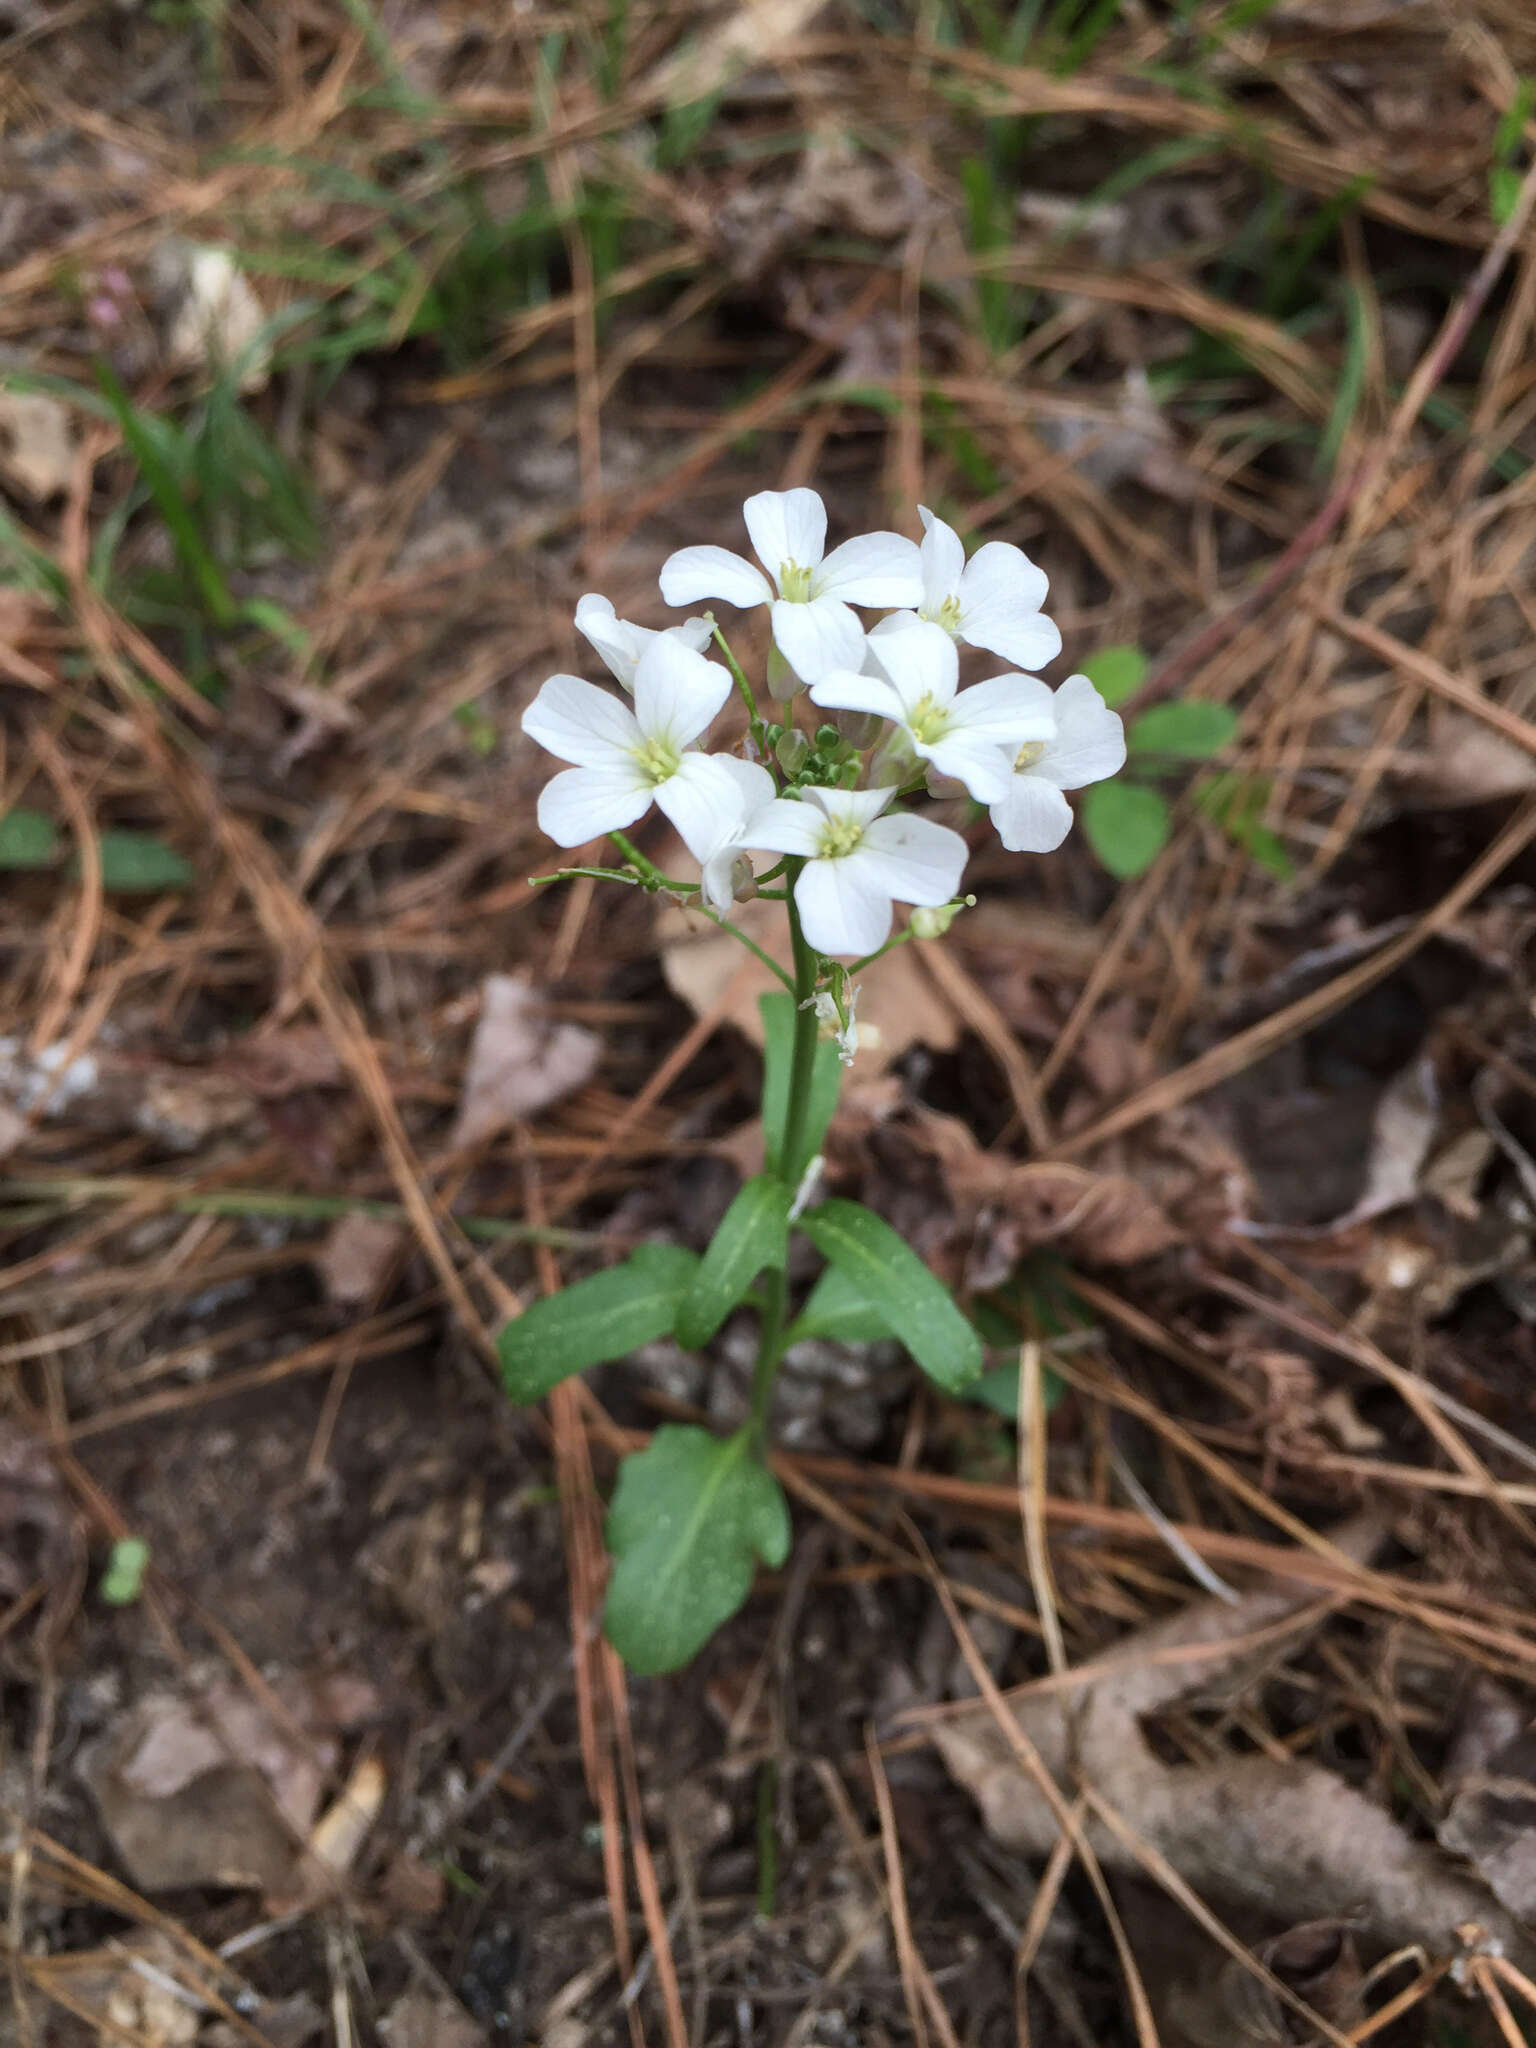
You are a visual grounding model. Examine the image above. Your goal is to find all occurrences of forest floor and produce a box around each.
[5,3,1536,2044]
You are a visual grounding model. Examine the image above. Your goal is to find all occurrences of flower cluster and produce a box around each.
[521,489,1125,962]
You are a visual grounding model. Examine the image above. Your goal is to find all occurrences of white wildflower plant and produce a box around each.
[506,490,1126,1678]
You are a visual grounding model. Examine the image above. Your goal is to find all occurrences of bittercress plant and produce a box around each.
[502,488,1127,1674]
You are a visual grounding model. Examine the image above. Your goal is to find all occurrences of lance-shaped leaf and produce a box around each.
[498,1243,699,1403]
[675,1173,791,1350]
[797,1199,981,1393]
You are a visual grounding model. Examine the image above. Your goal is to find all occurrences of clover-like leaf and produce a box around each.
[1081,781,1169,879]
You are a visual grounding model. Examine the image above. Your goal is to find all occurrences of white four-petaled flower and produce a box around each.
[574,593,711,693]
[521,635,744,858]
[659,488,922,683]
[808,619,1055,804]
[870,506,1062,673]
[744,783,966,958]
[987,673,1126,852]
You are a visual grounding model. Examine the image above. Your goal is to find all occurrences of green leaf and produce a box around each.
[1080,644,1147,708]
[1195,770,1295,880]
[675,1174,791,1350]
[796,1200,982,1394]
[760,991,840,1180]
[783,1261,894,1347]
[498,1243,700,1403]
[1081,782,1169,880]
[0,808,59,871]
[966,1358,1065,1421]
[91,832,196,893]
[100,1536,149,1606]
[603,1425,791,1674]
[1127,701,1238,759]
[1491,163,1523,227]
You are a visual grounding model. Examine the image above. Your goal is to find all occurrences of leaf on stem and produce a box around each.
[603,1425,790,1674]
[675,1173,791,1349]
[783,1261,893,1347]
[760,991,840,1179]
[498,1243,699,1403]
[796,1198,982,1393]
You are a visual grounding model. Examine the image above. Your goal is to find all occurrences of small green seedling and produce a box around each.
[1075,644,1287,879]
[100,1537,150,1606]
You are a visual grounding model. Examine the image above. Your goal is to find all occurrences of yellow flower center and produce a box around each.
[920,593,964,633]
[816,815,866,859]
[907,693,950,746]
[778,560,814,602]
[633,735,681,785]
[1014,739,1047,772]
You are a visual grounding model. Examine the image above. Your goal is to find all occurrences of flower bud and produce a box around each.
[729,854,756,903]
[924,764,967,802]
[767,645,803,701]
[774,727,811,775]
[835,708,883,750]
[909,898,970,940]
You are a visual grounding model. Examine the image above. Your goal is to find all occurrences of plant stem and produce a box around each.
[749,860,821,1436]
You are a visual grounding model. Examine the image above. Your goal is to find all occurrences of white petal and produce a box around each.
[865,616,958,715]
[806,669,904,722]
[989,775,1074,853]
[744,488,827,576]
[917,733,1013,803]
[917,505,965,611]
[856,811,968,906]
[956,542,1062,670]
[707,753,777,827]
[669,616,716,652]
[522,673,640,768]
[946,673,1057,747]
[815,530,924,607]
[742,796,826,859]
[794,858,893,958]
[574,593,643,690]
[537,763,652,846]
[866,610,921,654]
[654,753,745,863]
[1039,674,1127,790]
[632,636,732,749]
[699,846,740,915]
[801,783,895,828]
[770,594,866,682]
[659,545,772,609]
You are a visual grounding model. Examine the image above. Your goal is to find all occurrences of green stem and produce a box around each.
[707,617,764,749]
[749,861,821,1436]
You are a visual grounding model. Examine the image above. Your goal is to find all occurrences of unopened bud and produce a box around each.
[909,898,971,940]
[774,727,811,775]
[835,708,883,750]
[767,645,803,701]
[729,853,756,903]
[924,764,967,801]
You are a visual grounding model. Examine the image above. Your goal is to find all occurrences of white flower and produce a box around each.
[659,487,922,683]
[744,783,967,957]
[871,506,1062,672]
[808,619,1055,804]
[521,634,742,855]
[988,673,1126,852]
[575,593,712,693]
[691,756,776,913]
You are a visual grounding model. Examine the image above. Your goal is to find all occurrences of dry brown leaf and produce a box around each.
[378,1988,485,2048]
[1440,1687,1536,1927]
[0,390,75,499]
[452,972,601,1147]
[658,893,957,1077]
[315,1211,406,1306]
[80,1670,377,1897]
[931,1513,1533,1965]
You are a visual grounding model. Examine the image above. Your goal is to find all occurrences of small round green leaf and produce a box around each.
[1080,645,1148,708]
[0,808,59,871]
[100,1537,150,1606]
[603,1426,791,1675]
[1127,700,1238,760]
[1081,781,1169,880]
[90,832,196,893]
